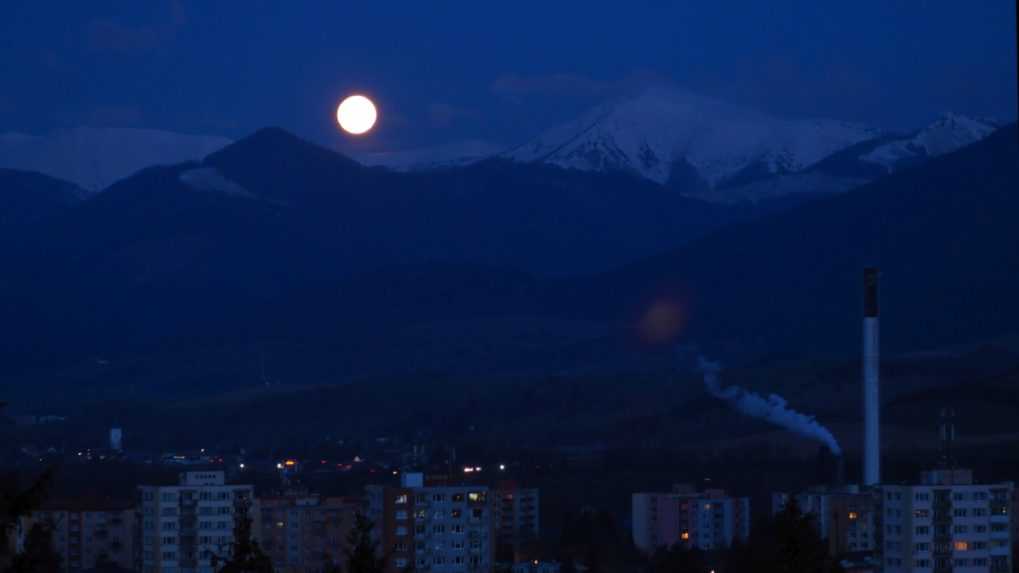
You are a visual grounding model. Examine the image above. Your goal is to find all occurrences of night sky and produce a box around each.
[2,1,1016,154]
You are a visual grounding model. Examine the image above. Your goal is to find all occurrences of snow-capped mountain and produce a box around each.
[859,113,999,172]
[695,113,1002,204]
[504,86,882,188]
[0,127,232,192]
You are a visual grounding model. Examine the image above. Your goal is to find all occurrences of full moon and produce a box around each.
[336,95,377,135]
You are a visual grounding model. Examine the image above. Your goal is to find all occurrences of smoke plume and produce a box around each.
[698,357,841,455]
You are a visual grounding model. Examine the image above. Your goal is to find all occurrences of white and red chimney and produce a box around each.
[862,268,880,486]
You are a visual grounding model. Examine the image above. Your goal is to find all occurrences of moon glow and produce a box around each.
[336,95,378,135]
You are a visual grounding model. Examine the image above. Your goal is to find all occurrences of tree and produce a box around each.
[558,509,639,573]
[4,522,61,573]
[85,553,133,573]
[727,498,842,573]
[344,513,386,573]
[0,468,54,571]
[218,496,273,573]
[322,560,344,573]
[647,544,706,573]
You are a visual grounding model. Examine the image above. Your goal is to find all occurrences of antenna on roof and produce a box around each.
[938,407,957,469]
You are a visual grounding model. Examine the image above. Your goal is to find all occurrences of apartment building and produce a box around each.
[772,486,879,556]
[137,470,257,573]
[491,482,539,561]
[367,472,493,573]
[632,485,750,553]
[22,500,136,572]
[259,492,360,572]
[880,469,1013,573]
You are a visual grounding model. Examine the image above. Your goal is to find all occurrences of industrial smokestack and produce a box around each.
[862,268,880,486]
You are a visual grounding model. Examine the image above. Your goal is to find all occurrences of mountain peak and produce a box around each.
[859,113,999,171]
[246,126,305,145]
[505,87,879,187]
[201,127,372,204]
[205,127,363,174]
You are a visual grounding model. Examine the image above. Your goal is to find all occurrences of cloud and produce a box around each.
[491,72,610,103]
[427,103,479,128]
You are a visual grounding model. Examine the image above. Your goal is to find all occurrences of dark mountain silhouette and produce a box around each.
[1,126,1016,399]
[0,168,84,228]
[569,124,1019,360]
[0,128,748,384]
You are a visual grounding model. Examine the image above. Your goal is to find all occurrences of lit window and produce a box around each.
[848,512,858,520]
[954,541,969,551]
[680,531,690,541]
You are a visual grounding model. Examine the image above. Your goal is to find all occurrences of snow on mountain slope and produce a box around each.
[860,113,999,172]
[694,114,1001,204]
[504,86,881,186]
[0,127,232,192]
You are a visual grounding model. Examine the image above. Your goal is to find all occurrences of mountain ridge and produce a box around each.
[565,123,1019,359]
[0,127,232,192]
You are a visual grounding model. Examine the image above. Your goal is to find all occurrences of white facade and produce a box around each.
[137,470,256,573]
[632,488,750,553]
[367,473,493,573]
[880,471,1012,573]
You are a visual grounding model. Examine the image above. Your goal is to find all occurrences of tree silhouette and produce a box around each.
[727,498,842,573]
[344,513,386,573]
[1,463,54,571]
[558,510,638,573]
[218,496,273,573]
[86,553,133,573]
[646,543,706,573]
[4,522,61,573]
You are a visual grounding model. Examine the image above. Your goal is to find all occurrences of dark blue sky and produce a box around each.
[2,1,1016,153]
